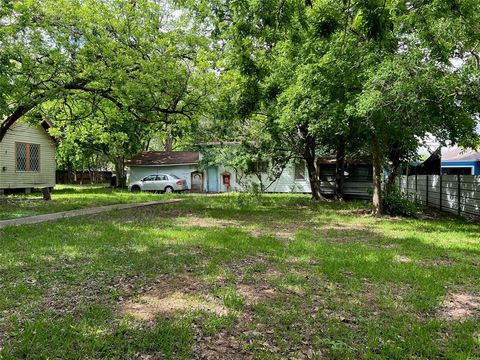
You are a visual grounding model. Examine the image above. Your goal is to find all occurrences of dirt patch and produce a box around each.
[393,255,413,263]
[195,334,250,360]
[284,284,306,296]
[420,258,454,267]
[122,291,228,321]
[237,284,277,305]
[119,274,228,321]
[175,216,242,229]
[264,269,283,278]
[246,223,301,240]
[337,208,372,216]
[439,293,480,321]
[174,215,300,240]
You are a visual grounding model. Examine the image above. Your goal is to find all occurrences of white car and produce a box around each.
[129,174,188,193]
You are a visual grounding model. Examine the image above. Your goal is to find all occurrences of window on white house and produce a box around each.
[247,160,269,173]
[256,161,268,173]
[16,143,40,172]
[294,161,306,180]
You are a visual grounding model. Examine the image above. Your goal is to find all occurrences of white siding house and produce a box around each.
[0,121,56,193]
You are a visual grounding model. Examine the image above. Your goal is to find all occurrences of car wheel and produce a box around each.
[131,185,141,193]
[164,186,174,194]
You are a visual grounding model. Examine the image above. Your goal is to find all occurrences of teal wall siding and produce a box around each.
[207,166,219,192]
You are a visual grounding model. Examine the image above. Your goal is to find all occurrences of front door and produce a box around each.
[207,167,219,192]
[191,171,203,192]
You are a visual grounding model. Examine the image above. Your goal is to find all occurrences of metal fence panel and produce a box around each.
[398,175,480,220]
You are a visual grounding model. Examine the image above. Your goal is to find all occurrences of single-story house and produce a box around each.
[0,121,56,194]
[126,151,373,198]
[127,151,205,191]
[126,151,237,193]
[441,147,480,175]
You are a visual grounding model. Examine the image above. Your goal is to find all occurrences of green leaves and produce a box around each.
[1,0,217,166]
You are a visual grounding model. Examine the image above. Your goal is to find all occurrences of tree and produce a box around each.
[0,0,213,138]
[193,0,479,214]
[1,0,215,187]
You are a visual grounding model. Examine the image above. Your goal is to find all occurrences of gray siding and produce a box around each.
[0,122,56,189]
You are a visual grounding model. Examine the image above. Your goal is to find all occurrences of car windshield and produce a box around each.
[169,174,180,179]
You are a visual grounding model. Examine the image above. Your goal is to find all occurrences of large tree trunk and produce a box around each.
[305,155,322,200]
[386,145,402,193]
[371,136,383,216]
[163,135,174,152]
[114,157,126,188]
[334,142,345,201]
[298,124,324,201]
[386,162,401,193]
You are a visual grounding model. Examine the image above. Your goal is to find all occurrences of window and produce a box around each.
[442,167,473,175]
[16,143,40,172]
[248,160,269,173]
[143,175,157,181]
[157,175,168,181]
[294,161,306,180]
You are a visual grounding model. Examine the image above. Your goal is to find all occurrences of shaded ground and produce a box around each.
[0,185,183,220]
[0,200,181,228]
[0,192,479,359]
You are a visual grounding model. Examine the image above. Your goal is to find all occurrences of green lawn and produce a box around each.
[0,190,479,359]
[0,185,183,220]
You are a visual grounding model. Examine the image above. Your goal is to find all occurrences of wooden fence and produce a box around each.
[56,170,113,184]
[398,175,480,220]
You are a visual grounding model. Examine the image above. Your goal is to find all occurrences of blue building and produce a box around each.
[441,148,480,175]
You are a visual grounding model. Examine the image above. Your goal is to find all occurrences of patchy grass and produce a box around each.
[0,184,184,220]
[0,192,479,358]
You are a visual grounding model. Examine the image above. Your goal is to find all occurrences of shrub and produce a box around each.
[383,188,421,217]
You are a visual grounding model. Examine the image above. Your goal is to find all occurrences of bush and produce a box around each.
[383,188,421,217]
[229,182,271,208]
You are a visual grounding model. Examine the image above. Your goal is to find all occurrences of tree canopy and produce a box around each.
[1,0,479,212]
[188,0,480,213]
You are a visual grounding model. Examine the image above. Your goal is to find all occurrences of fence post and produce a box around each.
[439,174,443,211]
[458,174,461,216]
[406,175,409,200]
[426,175,429,206]
[415,174,418,204]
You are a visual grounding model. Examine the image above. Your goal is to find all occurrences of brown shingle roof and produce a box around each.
[126,151,200,166]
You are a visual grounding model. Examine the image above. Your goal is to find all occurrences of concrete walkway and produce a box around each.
[0,199,182,229]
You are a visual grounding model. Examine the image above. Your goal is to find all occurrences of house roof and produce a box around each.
[442,148,480,162]
[126,151,200,166]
